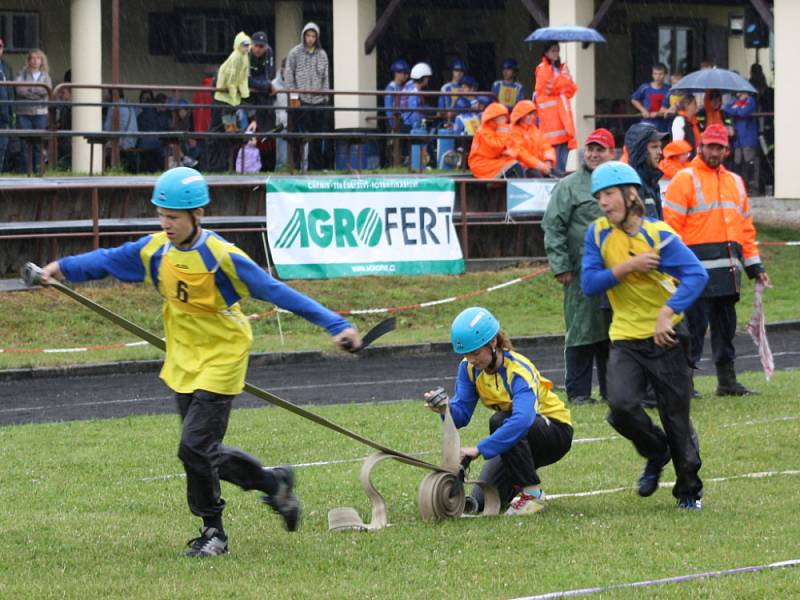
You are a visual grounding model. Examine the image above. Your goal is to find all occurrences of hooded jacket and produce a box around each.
[534,56,577,149]
[214,32,251,107]
[285,22,329,105]
[509,100,555,174]
[467,103,517,179]
[624,123,664,219]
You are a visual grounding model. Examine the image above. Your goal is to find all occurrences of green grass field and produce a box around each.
[1,225,798,371]
[1,369,798,599]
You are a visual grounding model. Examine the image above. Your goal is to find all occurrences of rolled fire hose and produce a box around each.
[21,263,500,530]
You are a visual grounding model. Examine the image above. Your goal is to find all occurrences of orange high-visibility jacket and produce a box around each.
[534,58,578,149]
[468,103,517,179]
[663,156,763,297]
[658,157,687,180]
[509,101,556,174]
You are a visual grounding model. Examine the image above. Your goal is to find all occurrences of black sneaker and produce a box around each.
[184,527,228,557]
[677,497,703,511]
[637,450,671,497]
[261,467,301,532]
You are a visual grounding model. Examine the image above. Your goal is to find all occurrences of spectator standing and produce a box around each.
[438,59,467,115]
[0,37,13,172]
[492,58,525,111]
[246,31,276,132]
[401,62,432,131]
[467,102,520,179]
[384,59,410,131]
[723,92,759,193]
[534,42,577,174]
[671,95,701,157]
[271,58,288,170]
[192,68,215,134]
[15,48,52,173]
[582,161,707,511]
[623,123,668,218]
[137,94,170,172]
[664,125,769,396]
[508,100,555,177]
[208,32,252,171]
[285,22,330,171]
[543,129,616,405]
[630,63,671,133]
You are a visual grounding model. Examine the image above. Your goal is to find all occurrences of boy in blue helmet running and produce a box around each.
[39,167,362,556]
[424,307,573,516]
[581,161,706,511]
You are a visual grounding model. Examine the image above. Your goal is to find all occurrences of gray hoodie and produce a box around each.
[285,22,329,105]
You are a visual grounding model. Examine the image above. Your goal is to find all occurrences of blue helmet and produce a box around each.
[451,307,500,354]
[591,161,642,197]
[461,74,478,87]
[390,59,410,74]
[151,167,210,209]
[501,57,519,70]
[450,59,466,71]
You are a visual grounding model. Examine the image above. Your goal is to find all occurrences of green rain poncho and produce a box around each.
[214,31,251,106]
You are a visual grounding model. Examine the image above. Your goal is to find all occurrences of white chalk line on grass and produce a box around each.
[139,435,625,482]
[548,469,800,500]
[510,559,800,600]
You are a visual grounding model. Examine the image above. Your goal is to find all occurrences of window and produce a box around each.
[177,13,236,60]
[0,11,40,52]
[658,25,695,74]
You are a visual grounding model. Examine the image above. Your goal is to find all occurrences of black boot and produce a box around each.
[715,362,758,396]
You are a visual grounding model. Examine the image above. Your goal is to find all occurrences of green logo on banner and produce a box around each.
[275,208,383,249]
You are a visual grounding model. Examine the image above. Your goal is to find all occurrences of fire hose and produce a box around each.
[21,263,499,530]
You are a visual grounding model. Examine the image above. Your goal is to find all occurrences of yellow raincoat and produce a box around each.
[213,31,251,107]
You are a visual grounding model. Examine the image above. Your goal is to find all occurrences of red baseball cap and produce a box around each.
[584,128,615,149]
[702,124,729,146]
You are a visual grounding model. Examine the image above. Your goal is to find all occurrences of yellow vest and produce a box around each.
[465,350,571,426]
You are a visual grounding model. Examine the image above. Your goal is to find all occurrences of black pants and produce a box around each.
[176,390,278,521]
[469,412,573,507]
[686,295,738,367]
[205,101,236,172]
[293,102,328,170]
[606,328,703,500]
[565,340,609,400]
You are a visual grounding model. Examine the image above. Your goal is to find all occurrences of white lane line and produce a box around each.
[548,469,800,499]
[0,396,171,413]
[510,559,800,600]
[720,415,800,428]
[139,435,624,482]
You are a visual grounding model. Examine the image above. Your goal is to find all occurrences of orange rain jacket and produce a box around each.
[509,100,556,174]
[468,103,518,179]
[664,155,763,297]
[534,57,578,149]
[659,140,692,180]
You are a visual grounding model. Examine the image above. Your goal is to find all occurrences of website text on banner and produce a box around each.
[506,179,558,216]
[266,178,464,279]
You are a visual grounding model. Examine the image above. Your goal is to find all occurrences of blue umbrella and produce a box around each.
[524,26,606,44]
[670,68,757,94]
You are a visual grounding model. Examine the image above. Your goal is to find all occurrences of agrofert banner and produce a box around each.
[266,178,464,279]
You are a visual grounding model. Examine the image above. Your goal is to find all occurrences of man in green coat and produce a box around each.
[543,129,616,404]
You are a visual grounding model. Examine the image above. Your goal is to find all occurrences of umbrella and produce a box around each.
[524,26,606,44]
[670,68,757,94]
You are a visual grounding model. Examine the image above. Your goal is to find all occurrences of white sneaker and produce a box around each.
[505,491,548,516]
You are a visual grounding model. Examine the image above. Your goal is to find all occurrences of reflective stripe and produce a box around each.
[663,200,689,215]
[689,170,705,204]
[537,100,557,109]
[701,258,743,271]
[744,256,762,267]
[543,129,567,138]
[687,201,747,216]
[644,197,656,205]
